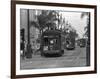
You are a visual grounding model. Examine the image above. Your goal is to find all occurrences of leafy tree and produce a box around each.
[81,12,90,39]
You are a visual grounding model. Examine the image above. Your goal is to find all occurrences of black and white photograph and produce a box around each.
[11,1,97,78]
[20,9,90,69]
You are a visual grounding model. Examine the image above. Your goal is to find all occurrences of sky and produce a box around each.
[60,11,87,38]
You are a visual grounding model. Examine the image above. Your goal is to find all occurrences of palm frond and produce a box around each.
[81,12,89,19]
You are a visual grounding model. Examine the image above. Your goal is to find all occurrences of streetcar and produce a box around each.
[40,29,64,57]
[65,31,75,50]
[78,38,86,47]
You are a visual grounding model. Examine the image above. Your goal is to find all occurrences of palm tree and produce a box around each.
[31,10,58,33]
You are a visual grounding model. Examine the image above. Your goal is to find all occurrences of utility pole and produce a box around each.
[57,12,60,29]
[26,9,32,58]
[86,12,90,66]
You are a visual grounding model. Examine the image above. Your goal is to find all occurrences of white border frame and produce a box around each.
[16,4,95,75]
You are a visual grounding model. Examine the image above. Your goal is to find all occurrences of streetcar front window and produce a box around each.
[43,37,49,51]
[50,39,57,45]
[44,37,49,46]
[43,46,48,50]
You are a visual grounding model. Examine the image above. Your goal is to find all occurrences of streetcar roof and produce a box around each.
[42,30,61,35]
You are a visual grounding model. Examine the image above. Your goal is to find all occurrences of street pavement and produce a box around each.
[20,46,86,70]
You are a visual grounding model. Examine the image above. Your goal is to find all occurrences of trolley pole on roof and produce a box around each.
[26,9,32,58]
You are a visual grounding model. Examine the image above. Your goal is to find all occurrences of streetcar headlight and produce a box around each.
[44,46,48,50]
